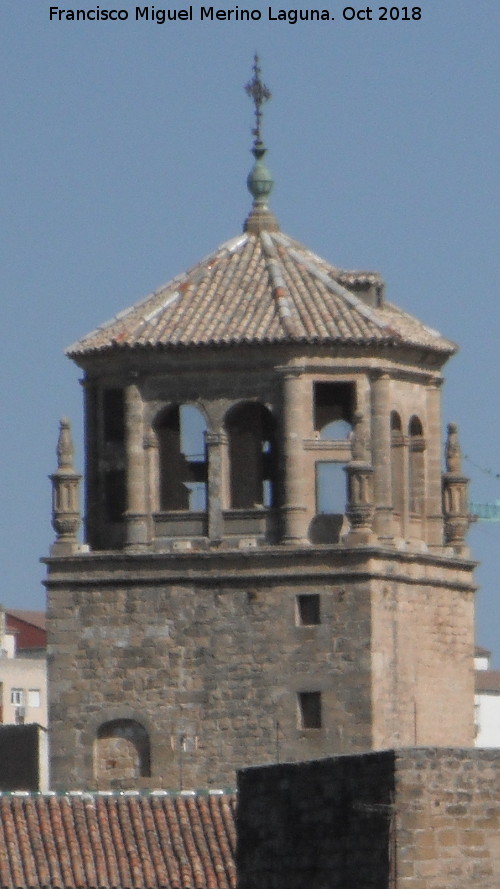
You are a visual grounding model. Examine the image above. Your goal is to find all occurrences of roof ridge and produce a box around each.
[286,246,394,334]
[260,232,299,337]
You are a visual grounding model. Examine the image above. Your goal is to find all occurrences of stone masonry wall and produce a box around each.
[47,550,373,790]
[395,748,500,888]
[237,749,500,889]
[46,547,474,791]
[370,569,475,749]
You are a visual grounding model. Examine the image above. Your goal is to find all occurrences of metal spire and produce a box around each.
[245,54,271,148]
[243,55,279,234]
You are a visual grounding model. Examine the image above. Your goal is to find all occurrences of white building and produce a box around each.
[0,609,47,728]
[475,646,500,747]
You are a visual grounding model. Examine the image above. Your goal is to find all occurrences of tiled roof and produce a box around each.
[67,230,455,357]
[476,670,500,693]
[0,790,236,889]
[5,611,47,652]
[475,645,492,658]
[6,611,46,631]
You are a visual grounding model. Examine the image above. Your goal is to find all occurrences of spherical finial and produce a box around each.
[246,146,274,204]
[243,56,279,234]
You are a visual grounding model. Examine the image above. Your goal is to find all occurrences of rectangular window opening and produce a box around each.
[104,469,126,522]
[296,594,321,626]
[28,689,41,708]
[298,691,322,729]
[103,389,125,443]
[314,382,354,439]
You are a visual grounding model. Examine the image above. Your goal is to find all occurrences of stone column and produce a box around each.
[205,431,227,542]
[280,368,309,545]
[401,435,410,540]
[124,381,149,549]
[370,372,393,541]
[426,378,445,547]
[390,427,406,538]
[144,430,159,540]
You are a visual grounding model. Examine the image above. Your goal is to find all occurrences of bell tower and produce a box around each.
[45,59,475,791]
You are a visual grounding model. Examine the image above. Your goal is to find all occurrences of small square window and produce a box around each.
[10,689,23,707]
[28,690,40,708]
[298,691,322,729]
[296,594,321,626]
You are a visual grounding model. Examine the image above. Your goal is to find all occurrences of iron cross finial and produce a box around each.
[245,54,271,146]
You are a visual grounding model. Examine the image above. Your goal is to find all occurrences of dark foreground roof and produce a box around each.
[0,791,236,889]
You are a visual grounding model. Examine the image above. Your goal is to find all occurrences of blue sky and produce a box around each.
[2,1,499,658]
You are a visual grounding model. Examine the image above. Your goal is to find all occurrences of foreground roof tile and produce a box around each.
[0,791,236,889]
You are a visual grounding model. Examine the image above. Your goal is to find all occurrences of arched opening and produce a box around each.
[155,405,208,511]
[313,382,354,439]
[408,415,423,436]
[226,403,277,509]
[408,415,425,515]
[94,719,151,785]
[391,411,402,432]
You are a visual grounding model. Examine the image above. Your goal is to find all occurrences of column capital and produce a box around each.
[125,369,142,383]
[371,370,391,383]
[144,430,158,450]
[205,431,228,447]
[277,364,306,380]
[426,376,444,389]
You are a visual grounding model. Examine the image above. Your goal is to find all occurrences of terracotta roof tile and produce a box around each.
[476,670,500,693]
[67,230,455,358]
[475,645,491,658]
[0,791,236,889]
[6,611,46,631]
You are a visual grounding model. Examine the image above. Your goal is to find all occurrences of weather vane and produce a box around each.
[245,54,271,147]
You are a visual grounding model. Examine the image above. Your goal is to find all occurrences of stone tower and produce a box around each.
[45,62,475,791]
